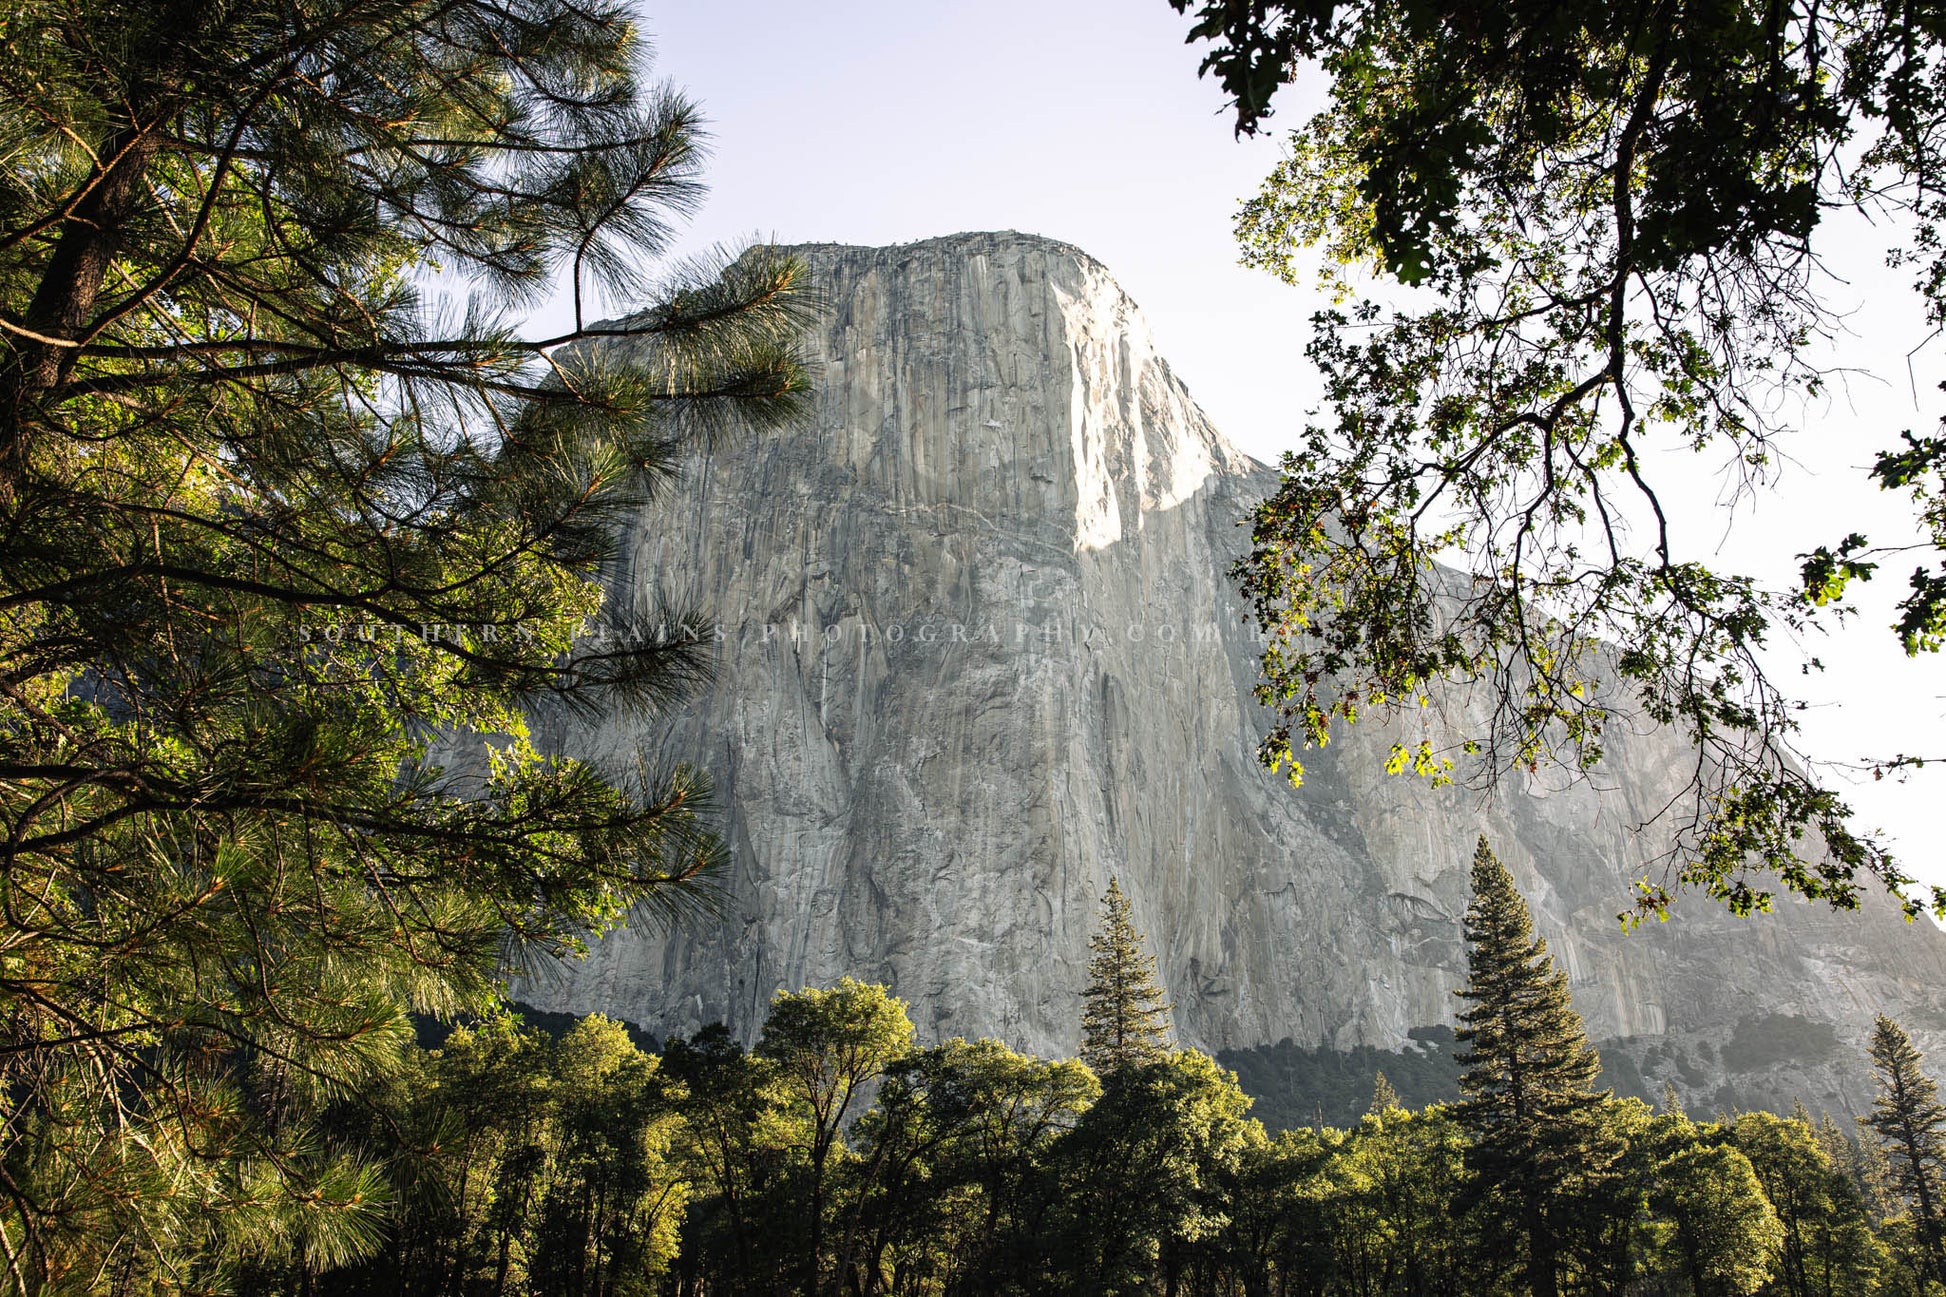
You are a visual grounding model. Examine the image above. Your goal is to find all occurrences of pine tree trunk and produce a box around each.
[1526,1193,1558,1297]
[0,123,161,497]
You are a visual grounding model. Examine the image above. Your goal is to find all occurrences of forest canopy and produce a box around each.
[56,856,1946,1297]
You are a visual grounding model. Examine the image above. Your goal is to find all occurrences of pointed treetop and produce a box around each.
[1866,1014,1946,1284]
[1869,1014,1946,1153]
[1464,833,1549,955]
[1451,834,1615,1297]
[1369,1070,1402,1115]
[1080,877,1173,1075]
[1455,838,1599,1090]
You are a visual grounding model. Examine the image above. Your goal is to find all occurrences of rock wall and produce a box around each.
[521,231,1946,1114]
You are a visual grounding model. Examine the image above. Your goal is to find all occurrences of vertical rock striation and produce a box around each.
[521,231,1946,1113]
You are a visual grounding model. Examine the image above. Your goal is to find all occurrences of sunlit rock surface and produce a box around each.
[520,231,1946,1114]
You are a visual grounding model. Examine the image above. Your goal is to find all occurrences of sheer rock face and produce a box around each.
[524,231,1946,1112]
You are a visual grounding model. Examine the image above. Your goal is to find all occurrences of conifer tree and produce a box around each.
[1824,1111,1899,1225]
[1080,878,1173,1074]
[1368,1070,1402,1116]
[0,1,810,1286]
[1866,1015,1946,1284]
[1453,835,1616,1297]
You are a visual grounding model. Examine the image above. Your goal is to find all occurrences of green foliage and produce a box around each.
[1867,1015,1946,1287]
[530,1017,687,1296]
[1080,879,1175,1076]
[660,1024,802,1296]
[756,978,915,1297]
[416,1000,659,1055]
[1454,836,1619,1297]
[0,1,813,1287]
[98,960,1946,1297]
[1168,0,1946,917]
[855,1037,1098,1295]
[1650,1139,1786,1297]
[1732,1110,1887,1297]
[1222,1128,1338,1292]
[281,1012,685,1297]
[1314,1103,1473,1294]
[1051,1050,1260,1293]
[1551,1097,1662,1295]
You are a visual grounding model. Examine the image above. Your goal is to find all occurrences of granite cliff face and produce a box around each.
[523,231,1946,1114]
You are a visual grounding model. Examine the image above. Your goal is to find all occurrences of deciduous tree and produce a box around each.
[1731,1111,1885,1297]
[1051,1049,1257,1296]
[1167,0,1946,917]
[756,979,915,1297]
[1649,1139,1783,1297]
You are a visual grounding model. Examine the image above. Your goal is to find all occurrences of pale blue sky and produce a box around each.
[553,0,1946,889]
[582,0,1324,457]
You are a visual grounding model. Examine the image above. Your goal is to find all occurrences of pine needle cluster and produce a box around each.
[0,1,813,1285]
[1868,1014,1946,1284]
[1454,835,1617,1297]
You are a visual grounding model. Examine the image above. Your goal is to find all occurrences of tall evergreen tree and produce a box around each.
[0,1,810,1287]
[1080,877,1173,1074]
[1368,1070,1402,1116]
[1453,835,1617,1297]
[1866,1015,1946,1285]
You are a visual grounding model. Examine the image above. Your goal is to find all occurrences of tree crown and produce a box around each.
[1080,877,1174,1074]
[1171,0,1946,917]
